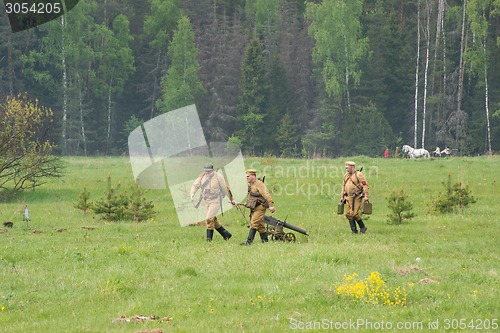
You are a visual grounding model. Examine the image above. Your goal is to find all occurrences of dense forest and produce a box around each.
[1,0,499,157]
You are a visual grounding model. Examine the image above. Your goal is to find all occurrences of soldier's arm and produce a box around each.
[190,174,203,198]
[340,174,347,202]
[359,173,369,200]
[256,182,274,206]
[217,174,234,200]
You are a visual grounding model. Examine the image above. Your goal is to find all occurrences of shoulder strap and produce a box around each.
[350,171,363,190]
[200,172,216,189]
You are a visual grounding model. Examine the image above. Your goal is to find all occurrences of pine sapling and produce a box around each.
[92,174,128,221]
[74,185,92,215]
[433,173,476,214]
[127,183,156,222]
[387,188,416,225]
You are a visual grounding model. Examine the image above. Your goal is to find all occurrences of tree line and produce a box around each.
[1,0,499,157]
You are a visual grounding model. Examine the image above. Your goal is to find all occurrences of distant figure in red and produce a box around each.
[383,147,389,158]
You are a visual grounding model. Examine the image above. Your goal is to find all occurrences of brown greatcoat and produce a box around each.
[342,170,369,221]
[246,179,274,233]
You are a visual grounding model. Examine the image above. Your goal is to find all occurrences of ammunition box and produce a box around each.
[362,201,372,215]
[337,203,345,215]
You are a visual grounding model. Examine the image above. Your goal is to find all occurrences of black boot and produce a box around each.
[206,229,214,242]
[357,220,367,234]
[349,220,358,233]
[241,228,257,245]
[216,226,232,240]
[259,232,269,243]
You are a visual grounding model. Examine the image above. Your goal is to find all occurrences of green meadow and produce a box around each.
[1,156,499,332]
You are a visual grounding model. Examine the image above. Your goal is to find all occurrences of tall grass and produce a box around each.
[1,156,499,332]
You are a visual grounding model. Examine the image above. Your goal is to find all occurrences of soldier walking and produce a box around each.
[241,169,275,245]
[191,163,235,241]
[340,161,369,234]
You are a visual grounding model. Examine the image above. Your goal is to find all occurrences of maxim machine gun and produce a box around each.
[263,215,308,242]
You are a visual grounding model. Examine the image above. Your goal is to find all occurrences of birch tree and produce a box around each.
[94,15,135,153]
[451,0,469,152]
[421,0,432,149]
[413,0,421,148]
[466,0,493,155]
[306,0,368,113]
[21,0,96,155]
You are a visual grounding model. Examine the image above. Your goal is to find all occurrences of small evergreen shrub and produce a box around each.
[127,183,156,222]
[74,185,92,215]
[77,174,156,222]
[92,174,129,221]
[386,187,416,225]
[432,173,476,214]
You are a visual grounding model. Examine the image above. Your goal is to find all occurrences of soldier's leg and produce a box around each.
[349,220,358,233]
[345,197,357,233]
[216,225,232,240]
[205,217,216,241]
[241,228,257,246]
[205,200,231,240]
[352,198,367,234]
[206,201,220,223]
[242,206,266,245]
[249,206,266,232]
[357,220,367,234]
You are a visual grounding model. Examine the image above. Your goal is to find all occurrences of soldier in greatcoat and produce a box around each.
[191,163,235,241]
[340,161,369,234]
[241,169,275,245]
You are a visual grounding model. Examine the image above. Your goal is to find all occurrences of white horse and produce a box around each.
[402,145,430,159]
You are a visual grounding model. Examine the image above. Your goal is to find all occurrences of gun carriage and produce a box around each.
[263,215,308,242]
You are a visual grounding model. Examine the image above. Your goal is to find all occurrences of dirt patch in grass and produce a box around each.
[397,265,428,276]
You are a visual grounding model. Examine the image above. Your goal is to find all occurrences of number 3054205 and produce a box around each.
[5,2,62,14]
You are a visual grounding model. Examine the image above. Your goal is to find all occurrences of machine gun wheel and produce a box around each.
[284,232,296,242]
[271,231,285,242]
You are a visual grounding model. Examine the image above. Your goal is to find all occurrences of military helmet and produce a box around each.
[204,163,214,171]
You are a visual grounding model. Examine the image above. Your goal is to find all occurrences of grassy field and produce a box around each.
[0,156,499,332]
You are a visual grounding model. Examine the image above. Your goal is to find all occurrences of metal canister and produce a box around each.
[337,203,345,215]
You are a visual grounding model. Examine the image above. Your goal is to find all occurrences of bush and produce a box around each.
[92,175,129,221]
[127,183,156,222]
[432,173,476,214]
[386,187,416,225]
[82,174,156,222]
[226,135,242,155]
[0,94,62,193]
[74,185,92,215]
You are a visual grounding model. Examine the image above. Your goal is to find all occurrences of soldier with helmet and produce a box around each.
[340,161,369,234]
[241,169,275,245]
[191,163,235,241]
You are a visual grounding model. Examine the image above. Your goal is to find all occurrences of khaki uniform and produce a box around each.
[342,171,368,221]
[191,171,232,230]
[341,165,369,234]
[246,179,274,233]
